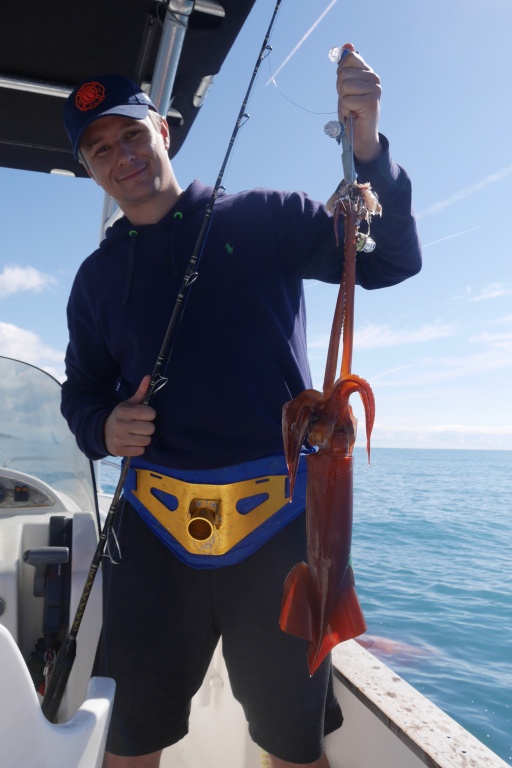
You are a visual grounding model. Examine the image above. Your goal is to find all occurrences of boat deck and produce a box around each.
[159,639,509,768]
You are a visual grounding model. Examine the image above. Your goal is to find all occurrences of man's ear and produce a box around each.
[160,116,171,151]
[84,165,101,187]
[78,153,96,182]
[83,165,96,182]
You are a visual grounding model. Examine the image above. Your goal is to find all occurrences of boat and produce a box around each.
[0,356,111,766]
[0,2,508,765]
[0,356,508,768]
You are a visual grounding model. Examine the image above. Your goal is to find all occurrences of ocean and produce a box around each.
[351,447,511,764]
[99,448,511,763]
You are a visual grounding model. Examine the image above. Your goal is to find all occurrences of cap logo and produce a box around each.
[75,81,106,112]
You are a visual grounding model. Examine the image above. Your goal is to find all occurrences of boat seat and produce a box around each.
[0,623,115,768]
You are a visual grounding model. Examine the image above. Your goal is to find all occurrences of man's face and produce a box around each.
[79,114,172,213]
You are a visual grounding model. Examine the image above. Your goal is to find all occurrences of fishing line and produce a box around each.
[41,0,285,724]
[266,52,336,116]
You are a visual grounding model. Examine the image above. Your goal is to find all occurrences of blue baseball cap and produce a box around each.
[63,73,158,158]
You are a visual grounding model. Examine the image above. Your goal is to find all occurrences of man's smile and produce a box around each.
[116,164,147,184]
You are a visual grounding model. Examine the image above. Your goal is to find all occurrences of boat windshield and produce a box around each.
[0,356,97,514]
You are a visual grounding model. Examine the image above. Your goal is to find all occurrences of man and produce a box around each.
[61,44,421,768]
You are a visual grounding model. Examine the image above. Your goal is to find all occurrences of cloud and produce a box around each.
[354,322,452,349]
[308,321,452,354]
[375,344,512,387]
[494,314,512,325]
[440,424,511,436]
[378,423,512,436]
[368,320,512,388]
[370,423,512,450]
[469,330,512,346]
[0,265,56,298]
[465,283,512,303]
[0,322,64,379]
[417,163,512,219]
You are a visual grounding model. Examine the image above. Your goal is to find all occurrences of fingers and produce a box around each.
[104,376,157,457]
[336,42,382,164]
[127,373,152,405]
[336,47,381,119]
[342,43,355,53]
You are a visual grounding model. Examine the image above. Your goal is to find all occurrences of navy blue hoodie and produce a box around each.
[61,137,421,469]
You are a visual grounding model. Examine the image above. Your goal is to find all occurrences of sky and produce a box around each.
[1,0,512,451]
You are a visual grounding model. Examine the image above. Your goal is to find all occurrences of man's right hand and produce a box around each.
[103,375,156,457]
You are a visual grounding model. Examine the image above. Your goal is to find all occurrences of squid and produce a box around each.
[279,180,380,676]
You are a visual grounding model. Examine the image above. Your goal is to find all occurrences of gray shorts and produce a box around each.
[96,500,343,761]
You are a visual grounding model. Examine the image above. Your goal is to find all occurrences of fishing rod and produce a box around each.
[42,0,284,724]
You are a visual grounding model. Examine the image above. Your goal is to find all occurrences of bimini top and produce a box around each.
[0,0,256,177]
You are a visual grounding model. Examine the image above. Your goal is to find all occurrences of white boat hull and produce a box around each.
[0,623,114,768]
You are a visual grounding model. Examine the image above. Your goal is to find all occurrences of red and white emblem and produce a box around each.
[75,82,106,112]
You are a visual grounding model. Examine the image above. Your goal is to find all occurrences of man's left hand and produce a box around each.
[336,43,382,164]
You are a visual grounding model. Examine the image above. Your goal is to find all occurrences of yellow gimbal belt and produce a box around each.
[131,467,290,556]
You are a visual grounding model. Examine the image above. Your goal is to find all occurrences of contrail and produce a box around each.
[265,0,339,86]
[417,164,512,219]
[422,225,483,248]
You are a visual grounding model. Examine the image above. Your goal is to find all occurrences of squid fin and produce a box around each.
[307,567,367,675]
[279,562,314,642]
